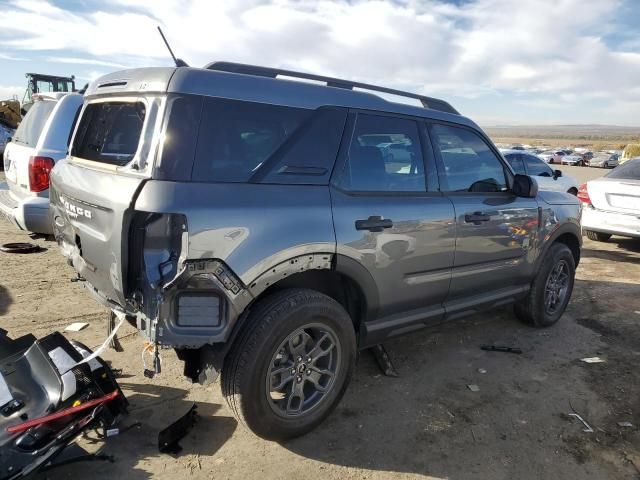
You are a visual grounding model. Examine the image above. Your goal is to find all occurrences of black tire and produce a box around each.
[221,288,356,440]
[585,230,611,242]
[514,243,575,327]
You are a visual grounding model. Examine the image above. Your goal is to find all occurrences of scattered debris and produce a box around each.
[467,384,480,392]
[370,344,399,377]
[480,345,522,354]
[0,242,42,254]
[568,413,594,433]
[64,322,89,332]
[617,421,633,428]
[0,329,127,478]
[477,368,487,374]
[581,356,606,364]
[159,403,198,454]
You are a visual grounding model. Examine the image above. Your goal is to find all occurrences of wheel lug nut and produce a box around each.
[290,369,296,375]
[306,369,311,375]
[306,357,311,362]
[296,376,302,382]
[297,356,302,362]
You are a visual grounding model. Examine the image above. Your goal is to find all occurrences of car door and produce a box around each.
[330,112,456,325]
[427,123,539,311]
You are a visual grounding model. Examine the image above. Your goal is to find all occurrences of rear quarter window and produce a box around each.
[71,101,146,166]
[11,100,56,147]
[192,97,310,182]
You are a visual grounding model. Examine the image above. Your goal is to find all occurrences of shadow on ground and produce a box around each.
[47,383,237,479]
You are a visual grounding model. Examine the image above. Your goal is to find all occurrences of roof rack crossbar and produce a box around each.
[204,61,459,115]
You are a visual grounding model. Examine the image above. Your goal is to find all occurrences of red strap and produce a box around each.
[7,390,120,434]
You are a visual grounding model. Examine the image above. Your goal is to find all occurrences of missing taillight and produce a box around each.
[28,156,55,192]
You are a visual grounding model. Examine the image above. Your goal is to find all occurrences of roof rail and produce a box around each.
[204,61,459,115]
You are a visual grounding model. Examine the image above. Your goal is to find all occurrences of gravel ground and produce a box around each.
[0,170,638,480]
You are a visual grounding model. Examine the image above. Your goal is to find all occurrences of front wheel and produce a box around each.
[515,243,575,327]
[221,289,356,440]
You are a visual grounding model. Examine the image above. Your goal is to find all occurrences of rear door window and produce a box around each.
[11,100,56,147]
[606,160,640,180]
[192,98,310,182]
[71,101,146,166]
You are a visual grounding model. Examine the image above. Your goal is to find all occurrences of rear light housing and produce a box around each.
[28,156,55,192]
[577,183,591,205]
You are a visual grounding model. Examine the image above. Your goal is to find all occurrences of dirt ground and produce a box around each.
[0,173,639,479]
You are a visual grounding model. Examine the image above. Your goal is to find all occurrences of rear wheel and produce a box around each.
[515,243,575,327]
[585,230,611,242]
[221,288,356,440]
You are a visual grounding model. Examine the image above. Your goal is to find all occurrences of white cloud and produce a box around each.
[0,0,638,124]
[0,85,24,101]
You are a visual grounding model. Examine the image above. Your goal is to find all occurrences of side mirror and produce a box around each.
[6,137,11,143]
[553,169,562,179]
[512,174,538,198]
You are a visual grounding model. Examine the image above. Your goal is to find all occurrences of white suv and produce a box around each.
[0,93,82,234]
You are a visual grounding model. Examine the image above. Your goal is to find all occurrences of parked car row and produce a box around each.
[536,149,619,168]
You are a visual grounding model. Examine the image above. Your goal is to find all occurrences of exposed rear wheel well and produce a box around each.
[554,232,580,267]
[257,270,366,333]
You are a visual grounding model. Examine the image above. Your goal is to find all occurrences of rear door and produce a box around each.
[331,112,456,322]
[50,97,161,306]
[4,99,57,197]
[427,123,539,307]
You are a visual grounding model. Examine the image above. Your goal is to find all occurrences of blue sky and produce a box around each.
[0,0,639,126]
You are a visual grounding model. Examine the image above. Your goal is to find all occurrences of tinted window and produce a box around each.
[255,107,348,185]
[156,95,203,182]
[504,153,525,174]
[523,154,553,177]
[335,114,425,192]
[12,100,56,147]
[606,159,640,180]
[72,101,146,165]
[430,124,507,192]
[193,98,310,182]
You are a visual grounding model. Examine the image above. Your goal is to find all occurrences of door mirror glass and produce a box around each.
[512,174,538,198]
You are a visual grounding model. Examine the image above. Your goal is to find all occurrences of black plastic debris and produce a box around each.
[480,345,523,354]
[0,243,41,254]
[158,403,198,454]
[0,329,127,479]
[370,344,399,377]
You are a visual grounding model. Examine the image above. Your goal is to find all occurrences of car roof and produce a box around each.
[32,92,70,102]
[85,65,480,130]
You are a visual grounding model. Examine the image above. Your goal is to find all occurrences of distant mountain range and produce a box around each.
[483,124,639,141]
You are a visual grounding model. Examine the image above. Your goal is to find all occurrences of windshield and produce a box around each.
[606,159,640,180]
[12,100,56,147]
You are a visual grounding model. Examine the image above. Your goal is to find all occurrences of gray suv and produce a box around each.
[49,63,581,440]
